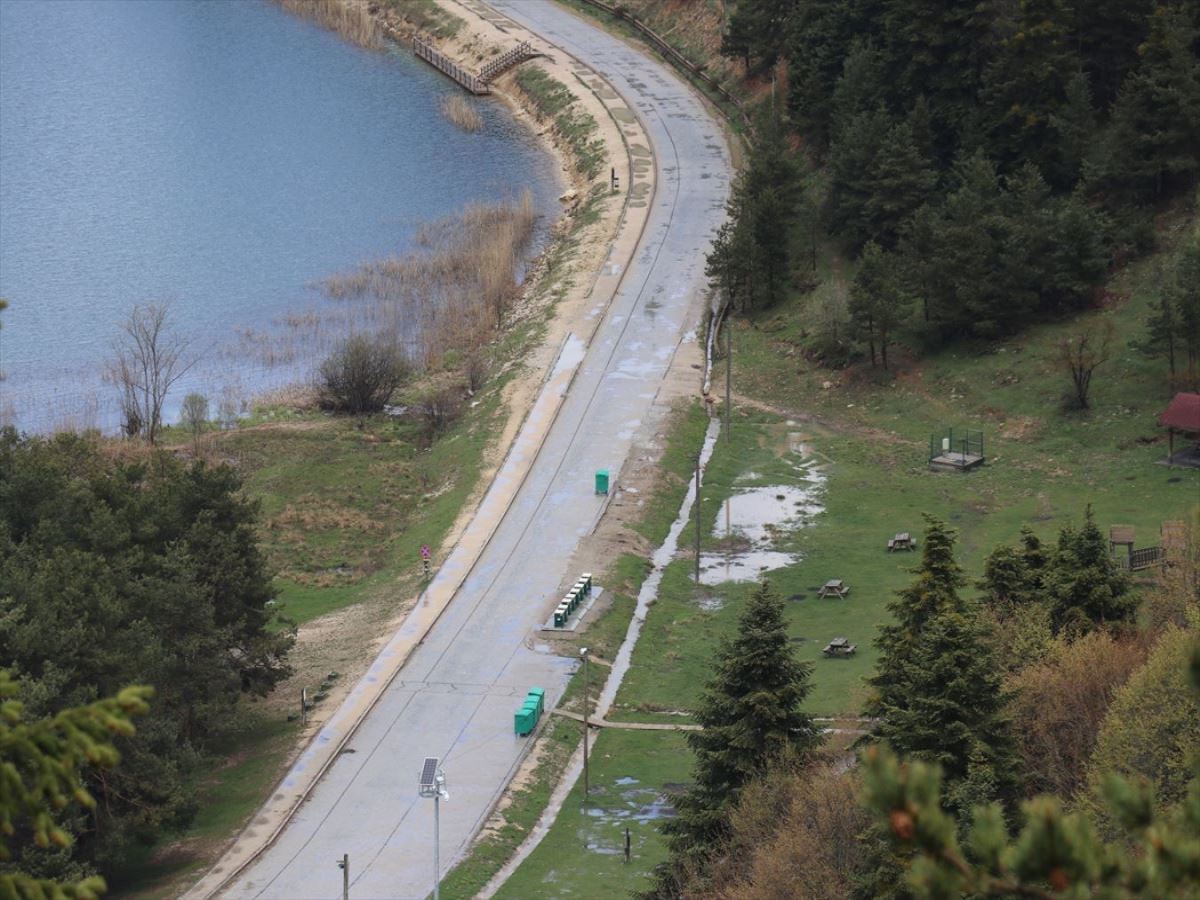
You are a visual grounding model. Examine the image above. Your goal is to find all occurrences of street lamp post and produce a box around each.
[419,758,450,900]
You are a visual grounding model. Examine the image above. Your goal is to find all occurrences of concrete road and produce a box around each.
[222,4,730,897]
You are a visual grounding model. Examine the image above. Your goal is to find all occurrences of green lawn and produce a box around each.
[494,729,691,899]
[606,218,1198,720]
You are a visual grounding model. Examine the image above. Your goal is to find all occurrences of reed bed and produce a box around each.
[239,193,538,378]
[320,190,537,369]
[275,0,381,50]
[440,94,484,132]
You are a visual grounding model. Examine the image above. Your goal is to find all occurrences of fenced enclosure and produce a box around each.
[929,428,985,471]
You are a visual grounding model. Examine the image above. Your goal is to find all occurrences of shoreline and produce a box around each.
[184,1,656,895]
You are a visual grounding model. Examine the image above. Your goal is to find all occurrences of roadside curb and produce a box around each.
[186,4,658,898]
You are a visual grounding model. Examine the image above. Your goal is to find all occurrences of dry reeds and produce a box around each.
[440,94,484,132]
[276,0,381,51]
[232,193,538,390]
[320,190,537,370]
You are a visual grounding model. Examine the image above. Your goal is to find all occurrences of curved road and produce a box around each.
[222,4,730,897]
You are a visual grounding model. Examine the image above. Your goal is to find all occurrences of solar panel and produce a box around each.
[420,757,439,790]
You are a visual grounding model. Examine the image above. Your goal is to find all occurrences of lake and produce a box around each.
[0,0,560,433]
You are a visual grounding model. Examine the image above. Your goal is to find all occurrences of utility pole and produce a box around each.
[580,647,590,810]
[336,854,348,900]
[725,316,732,439]
[694,453,702,584]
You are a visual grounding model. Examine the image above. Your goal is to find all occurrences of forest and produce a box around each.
[709,0,1199,377]
[0,431,292,893]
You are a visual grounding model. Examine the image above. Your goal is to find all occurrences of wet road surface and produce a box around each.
[221,4,730,897]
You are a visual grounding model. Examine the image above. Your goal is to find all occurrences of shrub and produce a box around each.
[1006,630,1149,799]
[318,335,410,418]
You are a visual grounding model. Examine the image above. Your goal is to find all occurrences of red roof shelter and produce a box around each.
[1158,392,1200,465]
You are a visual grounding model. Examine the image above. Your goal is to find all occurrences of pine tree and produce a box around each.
[880,0,994,159]
[981,0,1082,185]
[866,516,967,708]
[1072,0,1156,109]
[1105,5,1200,200]
[1049,70,1099,189]
[1,670,152,898]
[643,580,820,898]
[861,639,1200,898]
[1167,235,1200,390]
[720,0,793,74]
[786,2,874,151]
[850,241,912,369]
[917,154,1035,340]
[831,110,935,249]
[866,517,1017,819]
[1046,506,1136,635]
[830,105,893,244]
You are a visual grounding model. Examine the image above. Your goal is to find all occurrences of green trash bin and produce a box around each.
[529,688,545,716]
[595,469,609,495]
[521,699,539,724]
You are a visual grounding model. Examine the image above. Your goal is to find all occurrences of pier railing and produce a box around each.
[478,41,538,83]
[413,38,490,95]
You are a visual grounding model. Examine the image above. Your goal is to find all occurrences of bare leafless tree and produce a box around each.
[1058,320,1115,410]
[107,304,196,444]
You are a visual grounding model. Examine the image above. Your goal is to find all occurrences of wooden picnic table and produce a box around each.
[818,579,849,598]
[823,637,857,657]
[888,532,915,552]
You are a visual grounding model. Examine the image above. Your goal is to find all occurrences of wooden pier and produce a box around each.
[412,38,540,95]
[413,38,490,95]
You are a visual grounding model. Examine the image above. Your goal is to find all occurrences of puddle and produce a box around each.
[698,469,825,585]
[614,776,639,786]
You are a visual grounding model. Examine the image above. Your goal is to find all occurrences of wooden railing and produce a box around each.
[1120,546,1165,571]
[575,0,753,133]
[413,38,490,94]
[479,41,537,83]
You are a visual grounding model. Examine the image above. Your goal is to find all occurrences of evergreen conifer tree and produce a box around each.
[866,517,1018,819]
[642,580,820,898]
[867,516,967,704]
[849,242,911,369]
[1105,5,1200,200]
[981,0,1081,185]
[1046,506,1136,634]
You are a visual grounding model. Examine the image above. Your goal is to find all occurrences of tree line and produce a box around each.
[710,0,1200,374]
[0,429,292,886]
[637,511,1199,898]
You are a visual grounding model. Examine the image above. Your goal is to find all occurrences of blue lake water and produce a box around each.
[0,0,560,433]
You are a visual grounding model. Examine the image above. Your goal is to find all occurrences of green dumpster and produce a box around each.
[581,572,593,594]
[595,469,609,495]
[554,604,567,628]
[529,688,545,715]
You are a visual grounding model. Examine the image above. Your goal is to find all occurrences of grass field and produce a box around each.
[494,729,691,900]
[497,213,1199,893]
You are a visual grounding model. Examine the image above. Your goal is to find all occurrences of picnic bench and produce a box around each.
[887,532,915,552]
[817,579,850,598]
[823,637,857,657]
